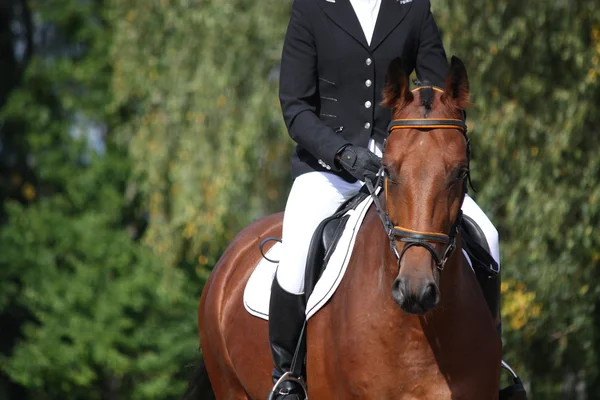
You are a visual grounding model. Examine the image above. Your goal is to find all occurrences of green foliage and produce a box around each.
[0,192,197,399]
[0,0,197,398]
[110,0,293,275]
[434,0,600,396]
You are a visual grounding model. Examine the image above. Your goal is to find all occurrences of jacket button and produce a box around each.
[365,79,372,87]
[365,58,372,66]
[365,101,372,108]
[364,122,371,129]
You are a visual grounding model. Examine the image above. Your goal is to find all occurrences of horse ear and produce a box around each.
[442,56,471,110]
[381,57,413,109]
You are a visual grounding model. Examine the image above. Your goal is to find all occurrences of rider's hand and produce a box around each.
[336,145,382,182]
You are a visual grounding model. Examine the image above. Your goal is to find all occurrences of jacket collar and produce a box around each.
[318,0,369,50]
[318,0,413,52]
[370,0,412,51]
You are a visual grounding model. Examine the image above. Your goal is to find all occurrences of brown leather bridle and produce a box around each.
[365,116,470,271]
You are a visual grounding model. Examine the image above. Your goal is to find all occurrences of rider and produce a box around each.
[269,0,502,398]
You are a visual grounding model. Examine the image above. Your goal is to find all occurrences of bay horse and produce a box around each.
[188,56,502,399]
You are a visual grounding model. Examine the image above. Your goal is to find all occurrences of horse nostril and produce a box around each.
[393,276,410,294]
[420,282,439,308]
[391,277,405,305]
[392,278,400,294]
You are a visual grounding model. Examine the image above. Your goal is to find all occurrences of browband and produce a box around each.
[387,118,467,133]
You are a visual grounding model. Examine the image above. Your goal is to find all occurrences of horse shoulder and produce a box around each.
[198,212,283,398]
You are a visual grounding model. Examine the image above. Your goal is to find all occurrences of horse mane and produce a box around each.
[413,79,434,118]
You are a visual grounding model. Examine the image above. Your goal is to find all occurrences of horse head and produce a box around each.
[380,56,471,315]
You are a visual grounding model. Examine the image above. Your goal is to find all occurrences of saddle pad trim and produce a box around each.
[243,244,280,320]
[305,194,375,319]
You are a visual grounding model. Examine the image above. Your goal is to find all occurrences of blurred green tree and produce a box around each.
[0,0,198,398]
[434,0,600,397]
[110,0,293,282]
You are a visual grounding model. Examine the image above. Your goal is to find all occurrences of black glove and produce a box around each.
[336,145,382,182]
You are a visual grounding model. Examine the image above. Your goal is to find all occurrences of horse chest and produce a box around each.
[307,294,500,399]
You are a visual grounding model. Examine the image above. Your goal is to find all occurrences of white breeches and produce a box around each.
[276,140,500,295]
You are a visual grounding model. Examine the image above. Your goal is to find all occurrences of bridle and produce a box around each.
[365,109,470,272]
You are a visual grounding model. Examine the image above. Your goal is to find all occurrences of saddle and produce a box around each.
[303,187,371,303]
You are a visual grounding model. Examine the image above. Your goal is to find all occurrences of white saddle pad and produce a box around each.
[244,193,375,321]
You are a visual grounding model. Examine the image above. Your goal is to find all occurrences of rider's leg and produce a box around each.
[269,171,362,398]
[461,194,502,332]
[276,138,383,294]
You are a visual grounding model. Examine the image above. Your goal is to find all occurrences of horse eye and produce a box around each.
[454,167,469,183]
[448,167,469,187]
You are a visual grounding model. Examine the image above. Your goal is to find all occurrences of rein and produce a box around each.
[365,117,469,272]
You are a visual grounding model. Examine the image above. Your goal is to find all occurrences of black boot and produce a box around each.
[267,278,306,400]
[485,269,528,398]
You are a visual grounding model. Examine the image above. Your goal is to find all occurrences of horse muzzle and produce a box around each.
[391,275,440,315]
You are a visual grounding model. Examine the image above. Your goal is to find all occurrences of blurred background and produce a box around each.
[0,0,598,399]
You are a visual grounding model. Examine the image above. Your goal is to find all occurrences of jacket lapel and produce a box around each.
[318,0,369,51]
[370,0,413,51]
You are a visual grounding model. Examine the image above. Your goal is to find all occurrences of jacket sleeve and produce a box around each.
[279,0,350,169]
[415,0,449,88]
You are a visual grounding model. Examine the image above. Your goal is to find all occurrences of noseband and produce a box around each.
[366,117,469,272]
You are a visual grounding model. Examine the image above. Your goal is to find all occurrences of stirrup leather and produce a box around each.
[267,372,308,400]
